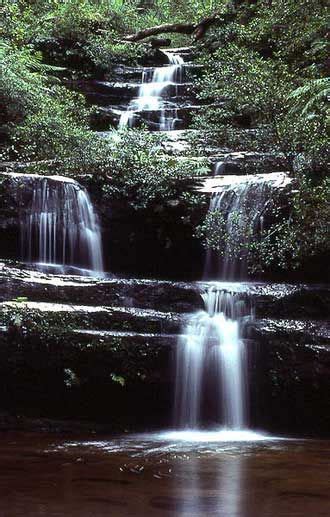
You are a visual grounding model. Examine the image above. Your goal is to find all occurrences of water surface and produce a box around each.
[0,431,329,516]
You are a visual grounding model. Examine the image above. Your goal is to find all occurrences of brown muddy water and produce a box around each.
[0,430,329,517]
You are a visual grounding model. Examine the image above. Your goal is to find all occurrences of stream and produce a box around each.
[1,41,329,517]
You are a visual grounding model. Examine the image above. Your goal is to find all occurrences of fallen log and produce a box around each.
[123,23,195,42]
[123,13,222,42]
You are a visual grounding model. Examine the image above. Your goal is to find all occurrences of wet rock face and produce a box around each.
[0,174,36,261]
[0,263,204,312]
[0,172,207,280]
[101,203,206,280]
[0,314,329,435]
[148,37,172,48]
[248,322,330,436]
[0,263,329,435]
[0,329,175,429]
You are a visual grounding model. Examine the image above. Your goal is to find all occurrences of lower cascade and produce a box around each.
[175,285,251,429]
[20,176,104,275]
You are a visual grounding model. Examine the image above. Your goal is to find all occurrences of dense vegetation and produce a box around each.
[0,0,329,275]
[1,1,207,211]
[192,0,329,274]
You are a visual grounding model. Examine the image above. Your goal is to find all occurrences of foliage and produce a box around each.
[250,177,330,273]
[96,131,205,208]
[84,36,144,70]
[14,125,207,210]
[87,130,208,210]
[195,208,254,259]
[192,0,329,273]
[0,40,94,163]
[0,40,60,124]
[1,0,149,73]
[111,373,126,387]
[197,43,293,124]
[288,78,329,118]
[195,177,330,275]
[2,0,140,44]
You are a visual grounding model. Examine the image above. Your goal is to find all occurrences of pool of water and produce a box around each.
[0,431,329,516]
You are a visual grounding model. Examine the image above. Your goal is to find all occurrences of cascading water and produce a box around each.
[20,176,104,275]
[204,177,274,280]
[175,285,251,429]
[175,175,291,430]
[119,50,184,130]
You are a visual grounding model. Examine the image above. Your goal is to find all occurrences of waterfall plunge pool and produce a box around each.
[0,431,329,516]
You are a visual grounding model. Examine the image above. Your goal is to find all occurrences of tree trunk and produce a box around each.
[122,13,222,42]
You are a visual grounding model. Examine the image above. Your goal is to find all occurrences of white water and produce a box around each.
[213,161,225,175]
[175,175,291,432]
[157,429,270,443]
[204,176,281,280]
[175,285,251,429]
[20,177,103,275]
[119,50,184,130]
[175,177,281,431]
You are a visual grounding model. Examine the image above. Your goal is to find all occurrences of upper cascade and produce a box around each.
[20,176,104,276]
[119,49,185,130]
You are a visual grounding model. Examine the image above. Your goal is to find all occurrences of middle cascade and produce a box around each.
[119,50,185,130]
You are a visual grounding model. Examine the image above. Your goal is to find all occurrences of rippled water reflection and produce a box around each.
[0,431,329,516]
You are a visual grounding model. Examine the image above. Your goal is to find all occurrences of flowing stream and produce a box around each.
[119,50,185,130]
[20,176,103,275]
[117,50,286,432]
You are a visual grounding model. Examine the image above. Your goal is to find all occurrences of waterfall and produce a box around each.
[213,161,225,175]
[204,177,274,280]
[20,176,104,275]
[119,50,184,130]
[174,177,283,430]
[174,173,292,430]
[175,285,251,429]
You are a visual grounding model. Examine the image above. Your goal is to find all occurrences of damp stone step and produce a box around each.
[0,301,185,335]
[163,154,288,176]
[197,171,292,194]
[1,263,329,320]
[108,61,202,81]
[0,263,203,313]
[94,102,226,130]
[75,80,194,106]
[251,318,330,343]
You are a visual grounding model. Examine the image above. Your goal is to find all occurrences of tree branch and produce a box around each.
[123,23,195,42]
[122,13,222,43]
